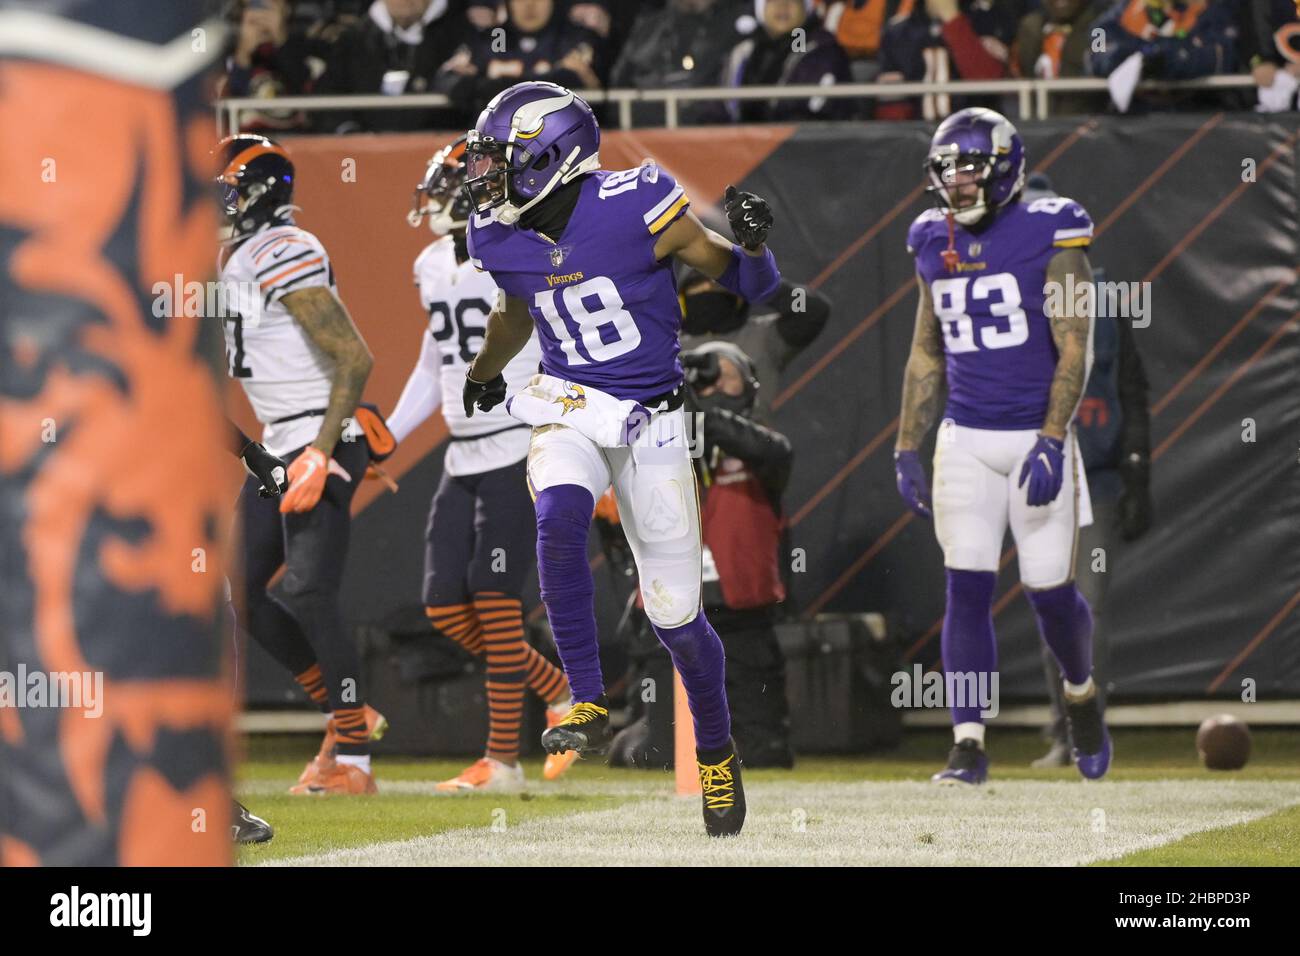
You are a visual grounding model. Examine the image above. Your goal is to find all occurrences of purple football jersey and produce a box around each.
[907,197,1094,430]
[467,165,693,402]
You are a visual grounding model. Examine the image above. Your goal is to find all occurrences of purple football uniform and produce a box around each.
[907,197,1094,430]
[467,164,692,403]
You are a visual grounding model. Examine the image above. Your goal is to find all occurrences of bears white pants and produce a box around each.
[932,420,1092,590]
[526,406,702,629]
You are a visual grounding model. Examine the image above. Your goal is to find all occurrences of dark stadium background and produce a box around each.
[224,114,1300,717]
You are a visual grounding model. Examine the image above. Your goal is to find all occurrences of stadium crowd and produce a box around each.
[216,0,1300,131]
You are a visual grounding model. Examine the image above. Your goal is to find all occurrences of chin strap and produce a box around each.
[496,148,598,226]
[942,211,962,272]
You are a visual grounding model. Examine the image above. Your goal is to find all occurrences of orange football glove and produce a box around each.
[279,447,352,514]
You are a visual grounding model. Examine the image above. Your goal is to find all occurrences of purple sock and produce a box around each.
[534,485,604,703]
[941,568,998,726]
[652,611,730,752]
[1027,582,1093,685]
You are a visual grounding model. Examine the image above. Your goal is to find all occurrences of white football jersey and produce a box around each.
[219,223,361,457]
[414,236,540,476]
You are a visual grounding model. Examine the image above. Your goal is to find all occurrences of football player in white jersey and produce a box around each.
[217,134,387,795]
[390,139,575,792]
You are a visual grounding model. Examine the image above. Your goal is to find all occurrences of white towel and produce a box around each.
[1256,68,1299,113]
[1107,52,1144,114]
[505,374,650,447]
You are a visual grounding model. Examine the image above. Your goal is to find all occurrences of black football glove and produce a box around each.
[240,440,289,498]
[724,184,774,250]
[463,369,508,417]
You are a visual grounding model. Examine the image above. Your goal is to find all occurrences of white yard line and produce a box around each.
[255,779,1300,867]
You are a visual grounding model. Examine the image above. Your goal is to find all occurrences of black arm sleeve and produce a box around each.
[704,408,793,506]
[770,277,832,351]
[1115,318,1151,461]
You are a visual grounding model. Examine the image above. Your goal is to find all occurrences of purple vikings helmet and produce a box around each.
[463,81,601,226]
[925,107,1026,227]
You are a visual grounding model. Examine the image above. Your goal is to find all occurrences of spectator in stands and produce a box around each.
[219,0,319,130]
[720,0,853,122]
[822,0,908,85]
[876,0,1018,121]
[436,0,604,124]
[465,0,615,41]
[1238,0,1300,112]
[609,0,744,126]
[1013,0,1107,114]
[314,0,464,132]
[1086,0,1239,83]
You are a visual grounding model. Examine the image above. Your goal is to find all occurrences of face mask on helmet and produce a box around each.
[463,126,599,226]
[463,135,513,217]
[410,140,471,234]
[926,147,996,227]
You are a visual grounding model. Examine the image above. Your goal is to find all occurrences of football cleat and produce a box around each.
[435,757,525,794]
[931,738,989,785]
[231,800,274,844]
[540,697,611,756]
[289,757,378,796]
[1065,690,1112,780]
[298,704,388,785]
[542,700,582,780]
[697,739,746,837]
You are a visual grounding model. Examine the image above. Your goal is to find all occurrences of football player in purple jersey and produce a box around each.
[894,107,1111,785]
[458,80,781,836]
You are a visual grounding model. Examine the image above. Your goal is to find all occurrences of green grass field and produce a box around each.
[237,728,1300,866]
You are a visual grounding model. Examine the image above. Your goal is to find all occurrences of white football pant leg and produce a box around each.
[1009,429,1082,590]
[525,423,612,501]
[608,407,702,629]
[932,420,1010,573]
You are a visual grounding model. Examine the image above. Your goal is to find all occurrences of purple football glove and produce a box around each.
[1018,434,1066,506]
[894,450,932,518]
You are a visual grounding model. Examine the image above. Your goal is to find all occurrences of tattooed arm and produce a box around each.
[895,274,946,452]
[282,286,374,456]
[1042,248,1094,440]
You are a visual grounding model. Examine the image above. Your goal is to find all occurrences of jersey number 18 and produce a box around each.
[533,276,642,365]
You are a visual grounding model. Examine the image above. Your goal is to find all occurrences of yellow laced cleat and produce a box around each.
[539,697,611,756]
[697,738,746,837]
